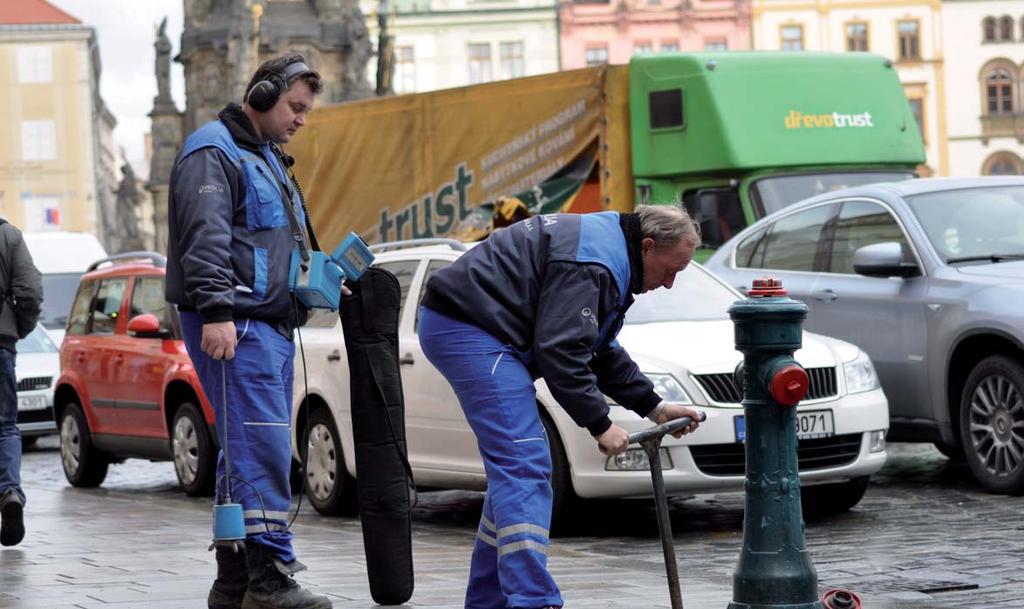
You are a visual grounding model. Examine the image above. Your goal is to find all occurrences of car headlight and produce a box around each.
[844,351,880,394]
[646,373,692,404]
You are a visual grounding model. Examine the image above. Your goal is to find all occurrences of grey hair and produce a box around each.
[636,204,701,248]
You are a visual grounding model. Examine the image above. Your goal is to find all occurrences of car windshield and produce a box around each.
[752,172,915,216]
[17,325,57,353]
[39,273,82,330]
[626,264,739,324]
[906,185,1024,263]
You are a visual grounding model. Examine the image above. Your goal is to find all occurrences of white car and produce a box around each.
[15,324,60,446]
[291,241,889,523]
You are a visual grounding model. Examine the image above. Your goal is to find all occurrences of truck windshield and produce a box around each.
[751,172,915,216]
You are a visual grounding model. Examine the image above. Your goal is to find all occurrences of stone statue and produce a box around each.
[114,162,145,252]
[154,17,172,104]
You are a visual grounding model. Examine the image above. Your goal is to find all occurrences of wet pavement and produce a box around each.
[1,437,1021,609]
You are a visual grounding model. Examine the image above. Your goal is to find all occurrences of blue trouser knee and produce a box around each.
[180,311,296,563]
[0,349,23,504]
[419,307,563,609]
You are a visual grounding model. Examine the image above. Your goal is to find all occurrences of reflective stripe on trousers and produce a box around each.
[419,306,563,609]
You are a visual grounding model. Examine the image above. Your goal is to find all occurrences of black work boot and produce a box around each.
[0,488,25,547]
[208,545,248,609]
[241,542,332,609]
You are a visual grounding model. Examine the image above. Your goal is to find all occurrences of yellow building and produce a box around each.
[0,0,117,238]
[752,0,947,176]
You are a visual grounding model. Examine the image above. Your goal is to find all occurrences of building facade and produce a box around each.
[943,0,1024,176]
[0,0,118,241]
[752,0,947,176]
[559,0,751,70]
[362,0,560,94]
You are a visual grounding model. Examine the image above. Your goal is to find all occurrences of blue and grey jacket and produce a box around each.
[421,212,661,436]
[166,106,308,331]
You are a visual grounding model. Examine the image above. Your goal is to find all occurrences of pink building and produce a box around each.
[559,0,751,69]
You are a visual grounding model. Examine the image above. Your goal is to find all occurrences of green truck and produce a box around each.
[291,51,925,255]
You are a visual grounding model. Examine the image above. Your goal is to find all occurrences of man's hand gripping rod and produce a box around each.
[628,411,707,609]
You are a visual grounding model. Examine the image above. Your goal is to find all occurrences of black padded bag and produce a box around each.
[340,267,415,605]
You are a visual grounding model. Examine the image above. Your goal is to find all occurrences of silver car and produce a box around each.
[706,177,1024,494]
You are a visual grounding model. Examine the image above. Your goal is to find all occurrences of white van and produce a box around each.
[23,232,108,345]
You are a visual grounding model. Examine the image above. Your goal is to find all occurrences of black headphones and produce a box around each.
[246,61,311,112]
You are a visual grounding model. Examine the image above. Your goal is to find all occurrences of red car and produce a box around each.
[54,252,218,496]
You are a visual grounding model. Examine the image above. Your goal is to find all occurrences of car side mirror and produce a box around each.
[127,313,170,339]
[853,242,920,278]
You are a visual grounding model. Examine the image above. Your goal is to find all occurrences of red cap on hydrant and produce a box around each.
[770,364,808,406]
[748,277,788,297]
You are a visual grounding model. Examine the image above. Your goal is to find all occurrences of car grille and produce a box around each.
[17,376,52,392]
[689,433,863,477]
[693,367,838,404]
[17,407,54,425]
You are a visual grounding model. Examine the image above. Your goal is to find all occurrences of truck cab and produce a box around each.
[627,52,925,258]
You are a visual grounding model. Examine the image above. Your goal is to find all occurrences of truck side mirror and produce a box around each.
[852,242,920,278]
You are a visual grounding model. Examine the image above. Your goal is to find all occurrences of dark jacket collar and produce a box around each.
[218,103,265,153]
[619,212,644,295]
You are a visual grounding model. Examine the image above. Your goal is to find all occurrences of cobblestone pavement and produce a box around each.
[0,438,1021,609]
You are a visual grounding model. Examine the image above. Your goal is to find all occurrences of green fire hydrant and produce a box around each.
[727,277,822,609]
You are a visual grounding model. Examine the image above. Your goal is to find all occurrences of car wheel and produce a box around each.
[304,407,357,516]
[59,403,108,487]
[541,411,577,535]
[801,476,869,517]
[172,402,216,497]
[959,355,1024,494]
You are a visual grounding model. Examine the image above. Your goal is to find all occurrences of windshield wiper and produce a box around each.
[946,254,1024,264]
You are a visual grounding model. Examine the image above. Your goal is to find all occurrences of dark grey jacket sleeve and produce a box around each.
[589,345,661,418]
[6,227,42,338]
[534,261,617,436]
[170,148,238,322]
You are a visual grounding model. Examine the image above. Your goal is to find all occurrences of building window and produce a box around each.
[660,41,680,54]
[468,43,492,85]
[846,22,868,51]
[634,41,654,55]
[897,20,920,60]
[984,67,1016,114]
[982,152,1023,175]
[983,17,997,42]
[17,46,52,83]
[781,25,804,51]
[907,96,925,143]
[499,42,525,80]
[999,15,1015,41]
[585,45,608,67]
[21,120,56,161]
[704,39,728,51]
[395,46,416,93]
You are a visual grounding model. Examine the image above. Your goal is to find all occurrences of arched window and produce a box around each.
[999,16,1015,41]
[983,17,997,42]
[982,151,1024,175]
[984,66,1016,114]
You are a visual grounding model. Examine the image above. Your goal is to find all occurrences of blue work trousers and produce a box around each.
[0,349,23,504]
[180,311,297,563]
[419,306,563,609]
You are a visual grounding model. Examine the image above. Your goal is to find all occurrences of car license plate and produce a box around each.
[17,395,47,411]
[734,410,835,443]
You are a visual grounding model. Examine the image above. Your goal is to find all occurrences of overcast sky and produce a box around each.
[49,0,186,174]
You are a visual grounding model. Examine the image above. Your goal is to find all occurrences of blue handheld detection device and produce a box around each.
[289,232,375,311]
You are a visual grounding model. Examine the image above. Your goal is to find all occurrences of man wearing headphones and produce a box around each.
[166,54,331,609]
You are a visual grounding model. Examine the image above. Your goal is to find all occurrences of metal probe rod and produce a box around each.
[627,412,707,609]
